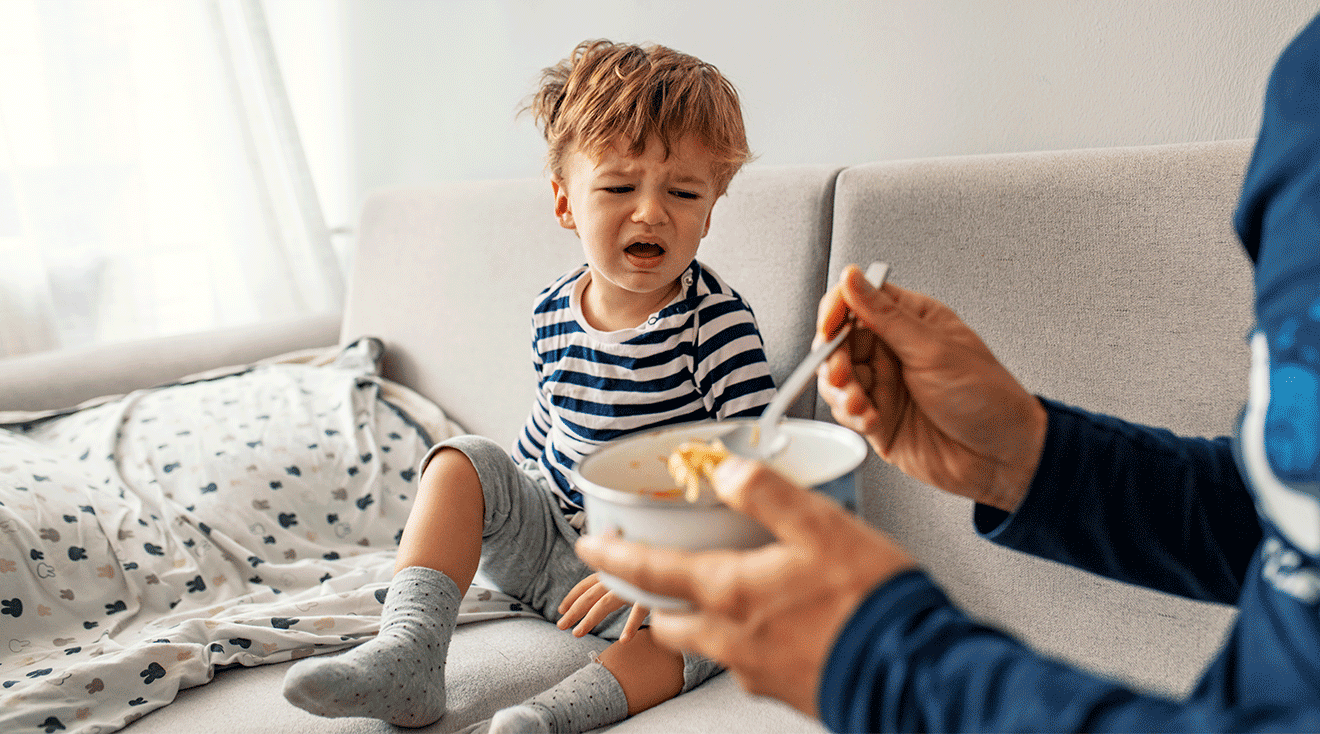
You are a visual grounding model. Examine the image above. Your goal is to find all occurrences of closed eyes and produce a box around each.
[601,185,699,200]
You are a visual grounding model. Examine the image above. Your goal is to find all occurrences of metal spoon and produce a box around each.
[721,262,890,460]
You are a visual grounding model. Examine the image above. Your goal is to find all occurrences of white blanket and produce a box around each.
[0,341,537,734]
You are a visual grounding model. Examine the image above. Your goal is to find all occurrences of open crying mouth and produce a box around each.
[625,242,665,259]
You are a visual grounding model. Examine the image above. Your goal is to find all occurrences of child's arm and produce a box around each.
[556,573,649,642]
[696,297,777,419]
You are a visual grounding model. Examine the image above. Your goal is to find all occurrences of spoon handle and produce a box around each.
[758,262,890,430]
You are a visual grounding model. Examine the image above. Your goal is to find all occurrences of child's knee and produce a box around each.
[421,445,478,482]
[420,435,497,479]
[418,436,509,504]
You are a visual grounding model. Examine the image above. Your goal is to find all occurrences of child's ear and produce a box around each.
[551,178,576,231]
[702,208,713,238]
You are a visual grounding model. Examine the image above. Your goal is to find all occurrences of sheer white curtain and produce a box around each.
[0,0,341,359]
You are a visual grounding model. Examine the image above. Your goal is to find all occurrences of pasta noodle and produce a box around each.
[667,439,731,502]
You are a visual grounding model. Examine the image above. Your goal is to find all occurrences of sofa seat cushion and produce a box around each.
[123,617,825,734]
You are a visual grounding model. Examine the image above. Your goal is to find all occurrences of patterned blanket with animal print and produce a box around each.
[0,340,538,734]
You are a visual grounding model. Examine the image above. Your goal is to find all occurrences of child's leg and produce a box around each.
[393,446,486,587]
[595,629,683,715]
[483,631,722,734]
[446,457,717,733]
[284,437,527,727]
[283,564,462,726]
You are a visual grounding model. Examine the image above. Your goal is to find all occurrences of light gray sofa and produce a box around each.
[0,138,1255,732]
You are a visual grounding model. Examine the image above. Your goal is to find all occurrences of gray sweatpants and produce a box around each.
[421,435,632,640]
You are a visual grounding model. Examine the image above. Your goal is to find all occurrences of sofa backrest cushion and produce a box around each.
[825,139,1256,696]
[341,166,840,449]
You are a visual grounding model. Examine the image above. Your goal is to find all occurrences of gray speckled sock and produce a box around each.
[282,566,460,727]
[487,661,628,734]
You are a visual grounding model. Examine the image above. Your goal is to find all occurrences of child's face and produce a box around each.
[552,134,718,316]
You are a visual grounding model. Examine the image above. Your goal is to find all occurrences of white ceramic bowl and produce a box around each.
[571,418,867,609]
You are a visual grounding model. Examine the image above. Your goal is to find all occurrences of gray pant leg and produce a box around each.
[682,652,724,692]
[426,436,629,638]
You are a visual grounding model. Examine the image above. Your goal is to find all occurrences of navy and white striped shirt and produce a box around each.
[513,260,776,514]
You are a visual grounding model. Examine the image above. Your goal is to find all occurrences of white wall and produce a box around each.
[267,0,1318,237]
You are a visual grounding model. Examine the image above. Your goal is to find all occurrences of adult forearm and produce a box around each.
[821,570,1306,733]
[976,398,1260,604]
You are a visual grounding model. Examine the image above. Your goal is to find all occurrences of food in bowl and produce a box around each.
[667,439,732,502]
[571,418,866,609]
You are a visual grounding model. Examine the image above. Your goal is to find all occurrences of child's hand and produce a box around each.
[556,573,650,641]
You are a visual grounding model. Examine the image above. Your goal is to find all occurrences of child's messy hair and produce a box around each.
[524,39,752,195]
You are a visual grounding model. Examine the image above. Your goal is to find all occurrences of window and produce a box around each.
[0,0,340,358]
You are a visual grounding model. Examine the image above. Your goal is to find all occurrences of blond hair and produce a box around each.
[524,40,752,195]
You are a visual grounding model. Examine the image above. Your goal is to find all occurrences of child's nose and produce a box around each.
[631,192,667,225]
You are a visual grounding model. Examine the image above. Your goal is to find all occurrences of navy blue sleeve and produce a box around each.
[973,398,1260,604]
[819,571,1318,733]
[815,403,1272,732]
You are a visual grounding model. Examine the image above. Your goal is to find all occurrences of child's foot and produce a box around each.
[282,566,461,727]
[466,652,720,733]
[485,704,554,733]
[485,661,628,734]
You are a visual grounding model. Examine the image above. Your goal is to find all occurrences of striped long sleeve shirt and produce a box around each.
[513,260,776,516]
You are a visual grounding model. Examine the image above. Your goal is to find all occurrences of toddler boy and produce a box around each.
[282,39,775,733]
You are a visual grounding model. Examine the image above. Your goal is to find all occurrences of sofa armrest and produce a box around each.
[0,313,342,412]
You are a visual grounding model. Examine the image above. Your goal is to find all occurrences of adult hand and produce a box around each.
[817,264,1047,512]
[575,456,917,719]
